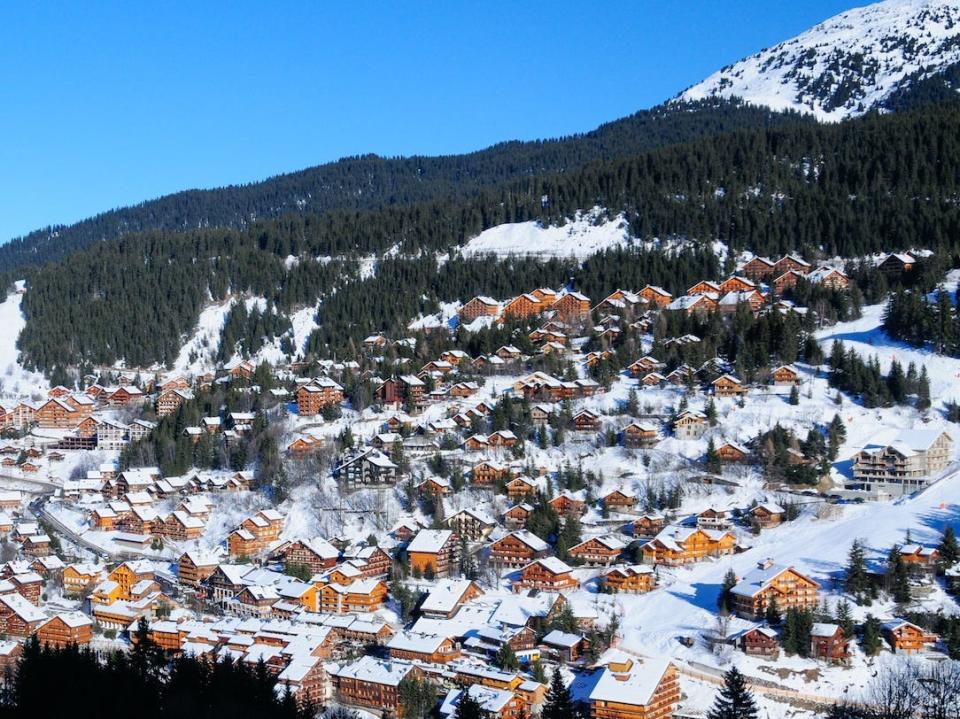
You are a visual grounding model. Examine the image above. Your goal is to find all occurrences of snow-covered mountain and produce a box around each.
[678,0,960,121]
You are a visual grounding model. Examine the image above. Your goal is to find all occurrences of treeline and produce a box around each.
[0,98,809,279]
[0,630,312,719]
[18,102,960,374]
[827,340,931,410]
[883,286,960,356]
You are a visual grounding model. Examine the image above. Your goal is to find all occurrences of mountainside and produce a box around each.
[17,103,960,375]
[0,99,807,281]
[678,0,960,121]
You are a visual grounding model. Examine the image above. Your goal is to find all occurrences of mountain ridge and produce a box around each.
[678,0,960,120]
[0,99,807,280]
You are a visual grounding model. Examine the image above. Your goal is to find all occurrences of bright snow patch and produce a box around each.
[0,288,47,398]
[461,208,633,260]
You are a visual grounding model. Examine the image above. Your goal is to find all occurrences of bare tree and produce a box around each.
[865,662,917,719]
[913,660,960,719]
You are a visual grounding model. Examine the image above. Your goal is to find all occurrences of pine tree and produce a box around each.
[862,614,882,656]
[706,667,759,719]
[706,398,718,426]
[939,525,959,567]
[717,569,737,614]
[454,689,484,719]
[494,643,519,671]
[836,599,854,639]
[888,545,911,605]
[543,669,574,719]
[705,437,721,474]
[788,385,799,405]
[916,365,931,411]
[845,539,871,603]
[765,596,781,626]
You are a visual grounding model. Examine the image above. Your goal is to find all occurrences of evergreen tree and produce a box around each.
[862,614,882,656]
[765,596,781,626]
[845,539,871,603]
[788,385,799,405]
[543,669,574,719]
[916,365,931,411]
[717,569,737,614]
[705,437,721,474]
[836,599,854,639]
[706,398,718,427]
[939,525,959,567]
[706,667,759,719]
[494,643,519,671]
[454,689,484,719]
[888,545,912,605]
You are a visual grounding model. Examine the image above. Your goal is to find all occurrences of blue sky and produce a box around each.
[0,1,855,242]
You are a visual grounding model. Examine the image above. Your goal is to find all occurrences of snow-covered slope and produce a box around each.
[460,208,634,260]
[678,0,960,121]
[0,287,47,399]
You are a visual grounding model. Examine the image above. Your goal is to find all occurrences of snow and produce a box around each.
[0,288,47,399]
[678,0,960,121]
[172,298,232,375]
[460,208,634,260]
[816,301,960,406]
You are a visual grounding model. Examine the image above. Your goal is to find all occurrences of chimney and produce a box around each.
[757,558,774,570]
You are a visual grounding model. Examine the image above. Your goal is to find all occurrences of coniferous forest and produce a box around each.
[14,101,960,375]
[0,99,810,278]
[0,629,313,719]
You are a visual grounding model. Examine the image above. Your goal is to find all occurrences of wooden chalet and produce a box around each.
[740,256,776,281]
[579,653,679,719]
[178,551,220,587]
[489,530,550,568]
[460,296,501,322]
[513,557,579,592]
[331,657,421,717]
[602,488,637,512]
[388,631,462,664]
[771,364,801,386]
[602,565,656,594]
[730,560,820,619]
[573,409,601,433]
[638,285,672,308]
[810,623,850,664]
[295,379,344,416]
[716,441,750,463]
[37,612,93,648]
[569,535,626,566]
[502,503,533,530]
[735,625,779,658]
[712,374,748,398]
[549,492,586,517]
[630,514,666,538]
[773,254,811,276]
[883,619,938,654]
[552,292,591,323]
[472,460,510,486]
[641,527,735,566]
[877,253,915,276]
[749,502,785,528]
[407,529,458,577]
[623,422,659,449]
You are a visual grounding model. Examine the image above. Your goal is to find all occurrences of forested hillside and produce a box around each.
[0,99,807,278]
[15,101,960,376]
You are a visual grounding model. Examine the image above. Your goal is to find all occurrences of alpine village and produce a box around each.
[3,2,960,719]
